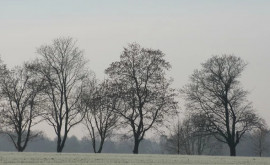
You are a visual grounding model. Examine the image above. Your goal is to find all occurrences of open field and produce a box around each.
[0,152,269,165]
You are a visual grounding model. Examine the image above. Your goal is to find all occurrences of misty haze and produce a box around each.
[0,0,270,165]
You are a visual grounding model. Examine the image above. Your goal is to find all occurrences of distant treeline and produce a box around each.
[0,133,269,157]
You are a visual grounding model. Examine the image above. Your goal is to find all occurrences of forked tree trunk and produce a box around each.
[97,138,105,153]
[57,142,65,152]
[56,132,68,153]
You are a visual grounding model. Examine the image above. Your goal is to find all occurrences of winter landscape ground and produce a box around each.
[0,152,269,165]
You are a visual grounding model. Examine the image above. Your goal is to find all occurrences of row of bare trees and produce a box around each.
[0,37,178,154]
[0,37,265,156]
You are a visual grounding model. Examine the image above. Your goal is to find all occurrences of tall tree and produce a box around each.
[0,64,44,152]
[35,37,90,152]
[182,55,260,156]
[82,79,119,153]
[105,43,178,154]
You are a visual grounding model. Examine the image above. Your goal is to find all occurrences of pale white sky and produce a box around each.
[1,0,270,139]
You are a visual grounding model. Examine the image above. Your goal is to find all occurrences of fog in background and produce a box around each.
[0,133,268,157]
[1,0,270,139]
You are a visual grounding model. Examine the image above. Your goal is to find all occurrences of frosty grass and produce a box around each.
[0,152,269,165]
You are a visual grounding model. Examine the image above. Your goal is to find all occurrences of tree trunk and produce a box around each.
[17,133,24,152]
[57,141,63,153]
[57,137,64,152]
[133,139,140,154]
[18,146,24,152]
[97,147,102,153]
[57,147,63,152]
[97,138,105,153]
[229,145,236,156]
[56,128,68,152]
[57,139,67,153]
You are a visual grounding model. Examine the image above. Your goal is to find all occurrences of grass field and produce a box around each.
[0,152,269,165]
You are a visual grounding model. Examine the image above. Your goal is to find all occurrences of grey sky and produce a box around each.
[1,0,270,139]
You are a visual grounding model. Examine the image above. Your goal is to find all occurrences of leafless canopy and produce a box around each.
[165,113,220,155]
[35,37,90,152]
[105,43,178,154]
[82,79,119,153]
[250,120,269,157]
[0,64,44,151]
[182,55,261,156]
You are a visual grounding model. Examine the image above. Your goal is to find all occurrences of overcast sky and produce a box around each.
[1,0,270,139]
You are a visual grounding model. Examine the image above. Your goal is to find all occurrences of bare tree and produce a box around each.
[250,122,269,157]
[165,120,181,155]
[105,43,178,154]
[0,64,44,152]
[34,37,90,152]
[165,115,211,155]
[182,55,261,156]
[82,79,119,153]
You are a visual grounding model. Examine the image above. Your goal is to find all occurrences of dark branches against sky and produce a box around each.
[105,43,178,154]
